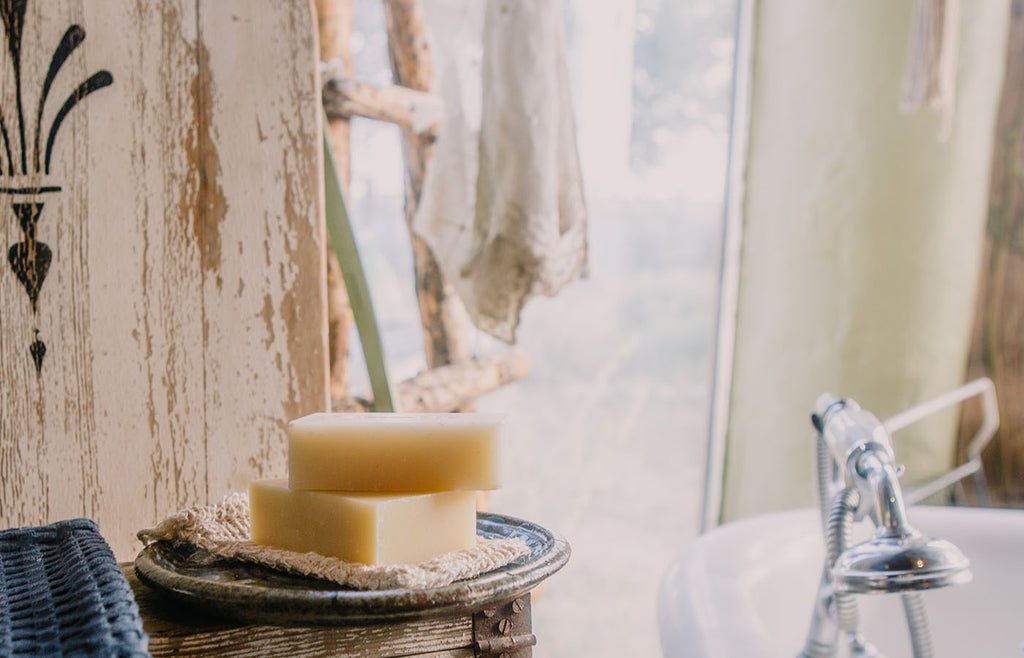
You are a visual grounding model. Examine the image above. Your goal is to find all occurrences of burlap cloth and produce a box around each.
[137,493,530,591]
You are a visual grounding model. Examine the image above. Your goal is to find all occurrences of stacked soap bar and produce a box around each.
[249,413,502,566]
[249,480,478,565]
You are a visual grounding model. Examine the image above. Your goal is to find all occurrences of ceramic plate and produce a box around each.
[133,512,570,626]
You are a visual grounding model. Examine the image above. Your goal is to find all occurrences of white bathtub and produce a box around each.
[658,506,1024,657]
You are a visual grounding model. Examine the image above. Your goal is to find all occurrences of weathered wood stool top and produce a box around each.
[126,513,569,657]
[128,569,538,658]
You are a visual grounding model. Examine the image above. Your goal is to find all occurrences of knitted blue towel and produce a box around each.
[0,518,149,657]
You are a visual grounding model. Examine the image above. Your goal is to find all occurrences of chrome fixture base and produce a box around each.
[799,389,976,658]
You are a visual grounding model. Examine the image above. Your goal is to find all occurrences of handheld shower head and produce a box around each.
[814,394,973,594]
[832,529,972,594]
[803,390,978,658]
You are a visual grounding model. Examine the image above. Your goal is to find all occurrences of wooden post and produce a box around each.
[382,0,472,372]
[333,349,531,413]
[315,0,356,190]
[315,0,356,400]
[323,76,440,135]
[958,0,1024,504]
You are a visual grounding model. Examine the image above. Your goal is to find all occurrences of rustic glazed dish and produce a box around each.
[134,512,569,626]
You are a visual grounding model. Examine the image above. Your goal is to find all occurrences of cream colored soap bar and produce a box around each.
[287,413,501,493]
[249,479,477,565]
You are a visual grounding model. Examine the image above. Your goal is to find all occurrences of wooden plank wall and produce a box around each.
[0,0,328,560]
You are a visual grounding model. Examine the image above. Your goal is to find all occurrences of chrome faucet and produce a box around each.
[799,394,972,658]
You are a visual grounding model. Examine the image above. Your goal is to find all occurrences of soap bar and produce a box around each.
[287,413,502,493]
[249,479,477,565]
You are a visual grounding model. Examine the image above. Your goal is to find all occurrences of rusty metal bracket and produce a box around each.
[473,593,537,657]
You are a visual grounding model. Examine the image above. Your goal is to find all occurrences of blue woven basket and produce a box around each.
[0,518,150,657]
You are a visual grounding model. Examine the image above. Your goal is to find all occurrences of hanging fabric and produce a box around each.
[414,0,588,343]
[901,0,962,139]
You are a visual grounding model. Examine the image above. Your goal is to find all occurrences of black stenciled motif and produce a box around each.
[29,327,44,371]
[0,1,113,374]
[0,0,30,176]
[7,202,49,310]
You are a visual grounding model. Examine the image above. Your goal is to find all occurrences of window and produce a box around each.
[345,1,737,654]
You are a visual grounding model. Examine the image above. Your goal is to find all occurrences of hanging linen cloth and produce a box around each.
[414,0,588,343]
[900,0,962,140]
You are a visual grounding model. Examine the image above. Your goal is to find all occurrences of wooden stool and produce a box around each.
[127,514,569,657]
[128,570,540,658]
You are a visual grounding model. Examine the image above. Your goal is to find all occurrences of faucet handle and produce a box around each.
[813,394,896,476]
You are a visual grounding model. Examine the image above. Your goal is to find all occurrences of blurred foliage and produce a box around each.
[631,0,737,167]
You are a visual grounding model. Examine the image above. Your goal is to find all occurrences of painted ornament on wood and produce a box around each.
[0,0,112,374]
